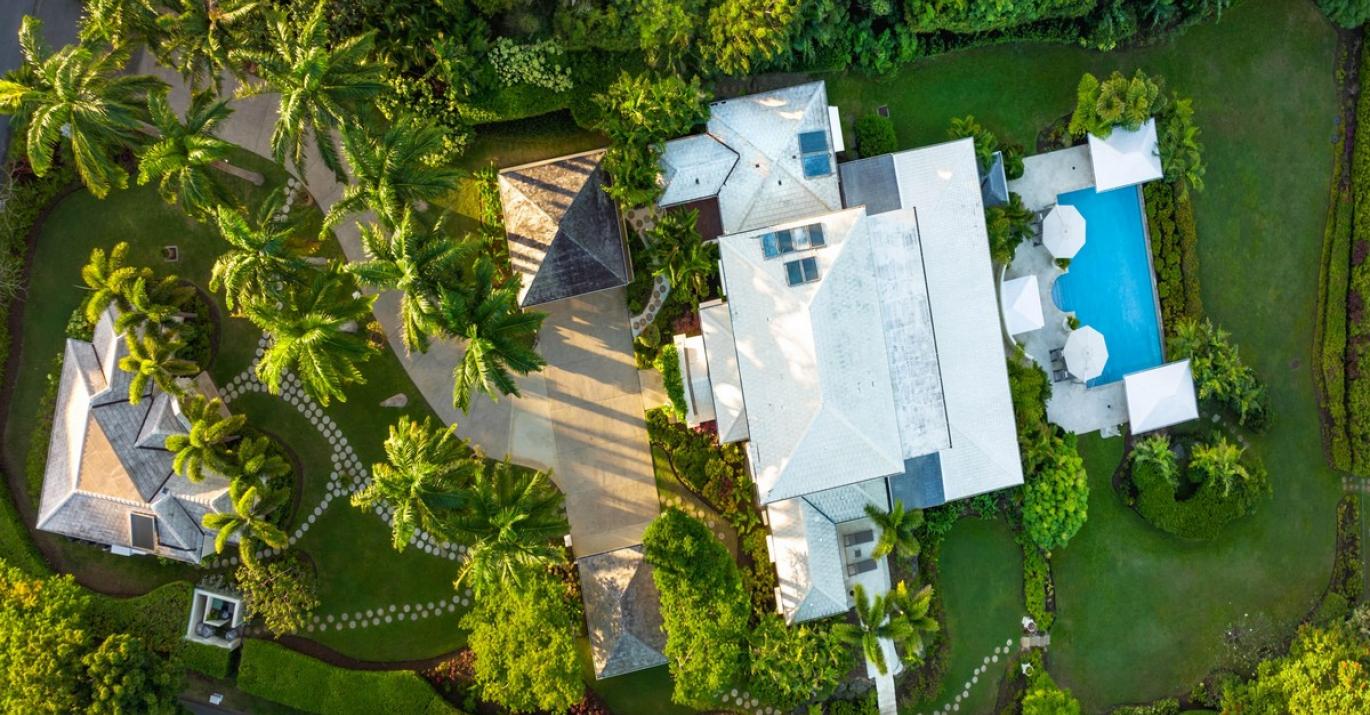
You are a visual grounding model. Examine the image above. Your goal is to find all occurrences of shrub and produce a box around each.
[1169,319,1269,431]
[1320,186,1353,471]
[1021,431,1089,551]
[85,582,195,655]
[1022,544,1054,630]
[176,641,235,680]
[747,614,853,709]
[488,37,573,92]
[25,352,63,502]
[1128,441,1269,541]
[1144,181,1204,341]
[238,640,458,714]
[655,343,688,420]
[855,114,897,157]
[0,468,47,577]
[1110,698,1180,715]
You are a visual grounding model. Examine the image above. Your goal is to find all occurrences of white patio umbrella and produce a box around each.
[1043,205,1086,259]
[1063,325,1109,382]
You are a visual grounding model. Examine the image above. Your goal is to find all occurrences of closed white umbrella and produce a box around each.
[1064,325,1108,382]
[1043,205,1086,259]
[1001,275,1044,335]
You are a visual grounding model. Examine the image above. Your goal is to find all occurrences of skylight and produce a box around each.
[130,513,157,551]
[759,223,827,259]
[802,153,832,178]
[798,130,833,178]
[784,257,820,286]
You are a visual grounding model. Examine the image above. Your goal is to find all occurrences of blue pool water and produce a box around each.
[1051,185,1164,386]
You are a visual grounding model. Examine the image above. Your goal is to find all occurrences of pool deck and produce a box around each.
[1005,145,1127,436]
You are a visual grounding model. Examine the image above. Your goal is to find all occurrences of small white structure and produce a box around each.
[1064,325,1109,382]
[827,105,845,152]
[1043,204,1086,259]
[1088,118,1164,192]
[1000,275,1045,336]
[672,334,716,427]
[185,587,245,650]
[1124,359,1199,434]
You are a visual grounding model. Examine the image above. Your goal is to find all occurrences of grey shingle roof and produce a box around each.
[838,154,901,216]
[499,150,631,307]
[577,545,667,679]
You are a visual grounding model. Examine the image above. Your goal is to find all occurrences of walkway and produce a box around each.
[137,56,659,558]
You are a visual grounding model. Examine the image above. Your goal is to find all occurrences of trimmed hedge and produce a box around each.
[655,343,688,420]
[0,468,48,577]
[1318,179,1354,472]
[1346,39,1370,474]
[86,581,194,654]
[1130,459,1266,540]
[238,640,459,714]
[178,640,236,680]
[1143,181,1203,340]
[1022,544,1055,630]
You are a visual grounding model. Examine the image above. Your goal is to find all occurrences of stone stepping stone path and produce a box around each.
[630,274,672,337]
[1343,476,1370,494]
[717,689,781,715]
[661,495,729,543]
[917,637,1016,715]
[302,587,477,633]
[211,335,468,578]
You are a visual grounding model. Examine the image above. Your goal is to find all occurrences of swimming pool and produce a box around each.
[1051,185,1164,386]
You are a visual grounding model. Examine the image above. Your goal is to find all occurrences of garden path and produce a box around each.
[915,638,1017,715]
[136,56,660,558]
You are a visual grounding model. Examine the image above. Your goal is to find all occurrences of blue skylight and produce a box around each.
[802,154,833,178]
[798,130,829,154]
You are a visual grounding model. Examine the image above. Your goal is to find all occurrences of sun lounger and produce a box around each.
[843,529,875,548]
[846,559,878,577]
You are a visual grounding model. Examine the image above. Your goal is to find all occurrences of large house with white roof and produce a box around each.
[660,82,1024,625]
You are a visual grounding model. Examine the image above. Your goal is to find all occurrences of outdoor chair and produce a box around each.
[843,530,875,547]
[846,559,879,577]
[1052,369,1071,382]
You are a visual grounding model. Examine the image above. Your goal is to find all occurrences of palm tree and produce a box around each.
[346,210,468,354]
[114,275,193,336]
[202,480,287,567]
[0,16,166,197]
[210,196,313,311]
[230,1,383,180]
[79,0,164,52]
[1191,436,1251,497]
[138,88,233,215]
[834,583,894,676]
[116,332,199,404]
[886,581,940,666]
[224,434,290,493]
[80,242,148,323]
[673,237,717,307]
[1130,434,1178,486]
[323,118,464,231]
[449,460,568,597]
[351,416,480,551]
[439,257,547,412]
[865,499,924,562]
[243,270,378,406]
[165,393,244,482]
[155,0,262,91]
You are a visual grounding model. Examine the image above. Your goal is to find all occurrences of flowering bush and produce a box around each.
[488,38,572,92]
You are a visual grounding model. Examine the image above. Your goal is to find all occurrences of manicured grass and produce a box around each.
[914,518,1023,714]
[832,0,1341,709]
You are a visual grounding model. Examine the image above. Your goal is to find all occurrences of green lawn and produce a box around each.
[914,518,1024,714]
[830,0,1342,709]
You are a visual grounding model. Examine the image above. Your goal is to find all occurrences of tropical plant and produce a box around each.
[165,393,244,482]
[234,554,319,637]
[886,580,940,666]
[138,88,233,215]
[0,17,166,197]
[449,460,567,598]
[209,191,313,312]
[1130,433,1178,487]
[231,1,384,180]
[702,0,800,76]
[1068,69,1164,138]
[747,615,853,710]
[155,0,262,91]
[116,332,199,404]
[948,114,1002,170]
[865,498,924,562]
[440,257,547,412]
[1168,318,1268,429]
[593,72,710,209]
[351,416,479,551]
[985,192,1034,265]
[834,583,896,675]
[113,275,193,336]
[1160,95,1205,198]
[1190,436,1254,498]
[645,209,716,307]
[202,480,288,567]
[856,113,897,158]
[244,270,378,405]
[1021,430,1089,552]
[346,210,467,354]
[1317,0,1370,29]
[80,242,148,323]
[79,0,163,51]
[323,117,464,231]
[225,434,291,492]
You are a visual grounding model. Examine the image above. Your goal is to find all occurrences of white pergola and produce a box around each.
[1088,118,1164,192]
[1064,325,1109,382]
[1000,275,1044,336]
[1124,359,1199,433]
[1043,205,1086,259]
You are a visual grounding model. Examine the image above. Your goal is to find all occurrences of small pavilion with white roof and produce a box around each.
[1088,118,1164,192]
[1124,359,1200,434]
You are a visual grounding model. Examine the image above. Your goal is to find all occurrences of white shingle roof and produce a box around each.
[700,303,749,443]
[659,134,738,207]
[706,82,843,234]
[889,139,1025,500]
[767,497,847,624]
[1088,118,1164,192]
[1124,359,1199,434]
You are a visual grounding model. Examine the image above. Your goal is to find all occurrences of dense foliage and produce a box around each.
[948,115,1023,178]
[855,113,897,157]
[234,554,321,637]
[746,614,854,710]
[1168,318,1269,430]
[1022,543,1055,630]
[460,572,583,713]
[1010,355,1089,551]
[1317,0,1370,28]
[656,343,688,419]
[1222,612,1370,713]
[643,508,750,705]
[1021,661,1083,715]
[1143,181,1204,340]
[1341,39,1370,475]
[985,193,1034,265]
[593,72,710,209]
[1126,433,1270,540]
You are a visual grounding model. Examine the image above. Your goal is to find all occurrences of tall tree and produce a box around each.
[244,270,379,406]
[885,580,939,666]
[1190,436,1253,497]
[864,499,924,562]
[450,460,568,598]
[225,434,291,493]
[80,242,148,323]
[113,275,193,336]
[460,573,583,713]
[440,257,546,412]
[351,416,478,551]
[346,211,468,354]
[645,209,716,308]
[202,481,288,567]
[138,88,233,215]
[156,0,262,91]
[116,332,199,404]
[635,0,705,71]
[323,118,464,231]
[1068,69,1163,138]
[0,17,165,197]
[165,393,244,482]
[1021,431,1089,552]
[702,0,799,76]
[81,633,180,714]
[834,583,895,675]
[79,0,164,52]
[0,563,91,712]
[593,72,711,208]
[209,193,313,312]
[231,1,384,180]
[234,554,319,637]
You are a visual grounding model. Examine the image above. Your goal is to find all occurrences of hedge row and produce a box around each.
[0,467,48,578]
[655,343,688,420]
[239,640,460,714]
[85,581,194,654]
[178,640,237,680]
[1346,39,1370,475]
[1143,181,1203,340]
[1317,176,1353,472]
[1022,544,1054,631]
[1130,460,1265,540]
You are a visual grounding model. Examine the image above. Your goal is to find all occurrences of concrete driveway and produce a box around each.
[138,55,660,557]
